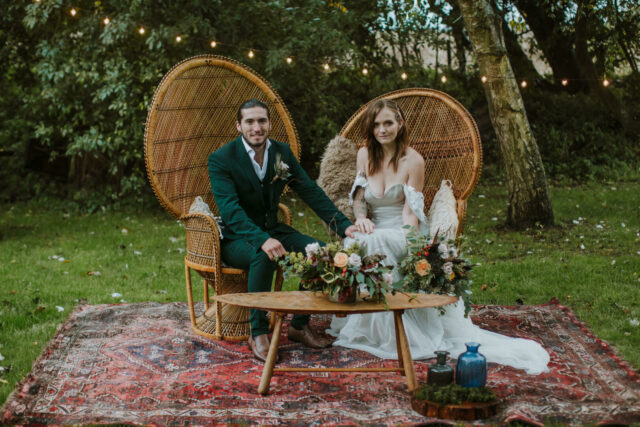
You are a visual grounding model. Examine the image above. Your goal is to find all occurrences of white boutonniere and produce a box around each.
[271,152,292,183]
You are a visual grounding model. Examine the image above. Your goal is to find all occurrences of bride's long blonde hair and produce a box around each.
[362,99,408,176]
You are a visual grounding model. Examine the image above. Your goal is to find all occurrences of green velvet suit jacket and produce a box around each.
[208,136,351,250]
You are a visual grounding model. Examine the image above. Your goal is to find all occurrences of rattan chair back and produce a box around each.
[144,55,300,218]
[339,88,482,232]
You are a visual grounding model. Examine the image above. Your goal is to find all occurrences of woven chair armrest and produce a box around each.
[180,212,222,271]
[278,203,292,226]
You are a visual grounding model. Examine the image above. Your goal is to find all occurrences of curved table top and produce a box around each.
[213,291,458,315]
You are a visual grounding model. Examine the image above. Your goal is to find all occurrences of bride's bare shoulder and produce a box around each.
[406,147,425,168]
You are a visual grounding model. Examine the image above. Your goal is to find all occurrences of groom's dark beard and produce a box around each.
[246,137,268,150]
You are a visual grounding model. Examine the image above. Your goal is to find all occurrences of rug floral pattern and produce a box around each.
[3,300,640,425]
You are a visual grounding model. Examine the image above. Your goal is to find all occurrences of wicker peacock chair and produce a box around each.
[144,55,299,341]
[339,88,483,235]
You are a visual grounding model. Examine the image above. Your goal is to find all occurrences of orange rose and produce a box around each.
[333,252,349,268]
[415,259,431,276]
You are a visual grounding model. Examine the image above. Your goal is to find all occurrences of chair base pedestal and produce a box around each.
[192,303,251,341]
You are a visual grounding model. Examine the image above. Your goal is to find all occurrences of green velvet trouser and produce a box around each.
[220,228,323,338]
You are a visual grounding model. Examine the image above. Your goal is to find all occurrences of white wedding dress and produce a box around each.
[327,173,550,374]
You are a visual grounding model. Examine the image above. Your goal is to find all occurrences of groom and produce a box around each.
[208,99,357,362]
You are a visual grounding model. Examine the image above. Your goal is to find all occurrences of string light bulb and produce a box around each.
[481,75,488,83]
[441,75,447,83]
[248,50,254,58]
[603,79,610,87]
[362,68,368,75]
[520,80,527,88]
[323,63,330,71]
[286,57,292,64]
[70,8,77,16]
[103,17,110,25]
[401,72,407,80]
[561,79,568,86]
[210,41,217,48]
[138,27,145,35]
[175,35,182,42]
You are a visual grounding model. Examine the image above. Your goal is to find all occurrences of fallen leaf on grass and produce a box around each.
[9,291,16,294]
[10,259,15,263]
[87,271,101,276]
[35,305,46,312]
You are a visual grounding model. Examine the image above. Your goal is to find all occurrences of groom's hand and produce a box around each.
[261,238,286,261]
[344,225,358,238]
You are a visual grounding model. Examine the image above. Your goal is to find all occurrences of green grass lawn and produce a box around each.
[1,180,639,407]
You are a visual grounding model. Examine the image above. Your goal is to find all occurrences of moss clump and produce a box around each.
[413,383,497,405]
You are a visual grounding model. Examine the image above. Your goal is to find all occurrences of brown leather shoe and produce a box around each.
[288,324,332,349]
[248,334,278,362]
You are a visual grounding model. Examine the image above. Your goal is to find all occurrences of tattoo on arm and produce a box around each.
[352,187,368,220]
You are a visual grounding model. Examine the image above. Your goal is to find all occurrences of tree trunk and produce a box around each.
[457,0,554,228]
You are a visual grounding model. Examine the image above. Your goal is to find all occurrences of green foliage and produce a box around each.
[523,89,639,181]
[414,383,497,405]
[3,0,435,202]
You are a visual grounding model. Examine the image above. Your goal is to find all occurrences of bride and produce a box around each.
[327,99,550,375]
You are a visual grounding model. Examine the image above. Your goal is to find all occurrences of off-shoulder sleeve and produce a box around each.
[403,185,428,226]
[348,170,368,205]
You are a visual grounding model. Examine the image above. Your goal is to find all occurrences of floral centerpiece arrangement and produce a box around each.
[396,228,473,316]
[278,242,395,304]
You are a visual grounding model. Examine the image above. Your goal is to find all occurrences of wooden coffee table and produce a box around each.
[213,291,458,395]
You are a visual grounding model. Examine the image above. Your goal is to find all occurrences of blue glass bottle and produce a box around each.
[455,342,487,387]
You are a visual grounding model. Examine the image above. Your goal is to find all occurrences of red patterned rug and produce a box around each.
[3,300,640,426]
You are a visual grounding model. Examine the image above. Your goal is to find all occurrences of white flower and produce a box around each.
[442,262,453,275]
[629,318,639,326]
[595,224,603,229]
[111,292,122,298]
[383,273,394,285]
[305,242,321,258]
[438,243,448,254]
[56,306,64,312]
[121,228,128,234]
[134,250,142,255]
[448,247,458,258]
[348,253,362,268]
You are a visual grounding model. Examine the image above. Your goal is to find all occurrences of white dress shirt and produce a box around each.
[241,137,270,182]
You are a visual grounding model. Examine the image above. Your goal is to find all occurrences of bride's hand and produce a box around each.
[355,218,375,234]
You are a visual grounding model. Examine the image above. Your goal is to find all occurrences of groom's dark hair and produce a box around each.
[236,98,270,123]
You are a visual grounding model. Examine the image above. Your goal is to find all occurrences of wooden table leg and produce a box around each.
[258,312,283,395]
[393,311,405,376]
[393,310,417,392]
